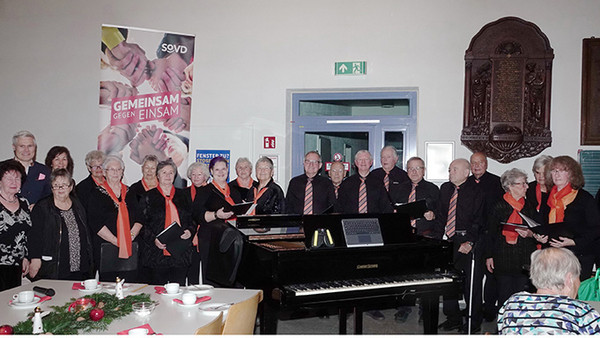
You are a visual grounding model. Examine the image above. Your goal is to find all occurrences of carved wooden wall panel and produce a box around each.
[462,17,554,163]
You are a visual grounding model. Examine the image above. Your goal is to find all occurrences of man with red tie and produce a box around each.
[285,151,336,215]
[328,161,347,199]
[335,150,393,214]
[390,157,442,238]
[438,158,484,333]
[369,145,409,199]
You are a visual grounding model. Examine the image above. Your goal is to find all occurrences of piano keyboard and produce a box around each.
[286,273,453,297]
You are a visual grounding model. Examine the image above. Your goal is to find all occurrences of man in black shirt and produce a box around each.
[390,157,442,238]
[369,145,409,199]
[468,152,504,321]
[438,158,484,333]
[285,151,336,215]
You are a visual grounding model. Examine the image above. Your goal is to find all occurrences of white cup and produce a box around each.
[181,292,196,305]
[82,279,98,290]
[164,282,180,294]
[13,290,34,303]
[128,328,149,335]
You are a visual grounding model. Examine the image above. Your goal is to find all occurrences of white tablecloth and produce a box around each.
[0,279,262,334]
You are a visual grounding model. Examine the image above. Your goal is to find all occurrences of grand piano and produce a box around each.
[227,211,461,334]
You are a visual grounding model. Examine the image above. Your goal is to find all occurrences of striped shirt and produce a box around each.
[498,292,600,335]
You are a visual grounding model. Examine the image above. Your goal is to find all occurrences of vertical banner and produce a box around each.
[99,25,195,187]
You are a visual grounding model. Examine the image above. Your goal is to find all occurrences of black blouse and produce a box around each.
[192,183,242,225]
[0,198,31,266]
[250,179,285,215]
[138,187,195,269]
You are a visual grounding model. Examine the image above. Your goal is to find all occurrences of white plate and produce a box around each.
[79,285,102,293]
[9,296,43,308]
[187,284,214,294]
[103,283,132,293]
[161,291,182,297]
[198,302,232,312]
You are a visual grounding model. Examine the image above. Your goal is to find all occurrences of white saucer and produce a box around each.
[9,296,42,308]
[103,283,131,293]
[176,300,201,308]
[187,284,214,295]
[198,302,232,312]
[79,285,102,293]
[161,291,182,297]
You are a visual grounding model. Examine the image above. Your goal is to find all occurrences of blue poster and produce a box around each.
[195,150,231,180]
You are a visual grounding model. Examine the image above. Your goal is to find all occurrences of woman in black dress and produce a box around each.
[139,160,194,285]
[485,168,538,307]
[0,160,31,291]
[192,157,242,285]
[228,157,255,201]
[526,155,552,221]
[185,161,209,284]
[87,155,141,282]
[28,169,93,281]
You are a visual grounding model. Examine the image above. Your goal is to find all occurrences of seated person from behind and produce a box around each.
[498,247,600,335]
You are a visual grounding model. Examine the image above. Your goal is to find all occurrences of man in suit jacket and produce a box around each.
[12,130,51,208]
[285,151,336,215]
[390,156,442,238]
[438,158,484,333]
[468,152,504,322]
[335,150,392,214]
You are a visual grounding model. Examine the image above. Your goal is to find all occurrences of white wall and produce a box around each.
[1,0,598,186]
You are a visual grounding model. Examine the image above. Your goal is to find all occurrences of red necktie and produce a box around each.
[409,183,417,228]
[445,185,458,238]
[384,173,390,192]
[303,178,313,215]
[358,177,368,213]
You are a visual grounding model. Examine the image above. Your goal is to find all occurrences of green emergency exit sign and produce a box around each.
[335,61,366,75]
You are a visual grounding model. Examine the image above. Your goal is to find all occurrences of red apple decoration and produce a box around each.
[0,325,13,334]
[89,308,105,321]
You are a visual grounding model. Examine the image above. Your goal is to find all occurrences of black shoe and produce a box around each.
[438,319,462,331]
[365,310,385,321]
[460,324,481,334]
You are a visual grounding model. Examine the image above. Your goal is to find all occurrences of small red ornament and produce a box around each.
[89,308,104,321]
[0,325,13,334]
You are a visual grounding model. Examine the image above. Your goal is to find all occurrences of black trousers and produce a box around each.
[442,239,484,327]
[0,265,22,292]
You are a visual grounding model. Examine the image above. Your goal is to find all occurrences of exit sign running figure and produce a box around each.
[335,61,366,75]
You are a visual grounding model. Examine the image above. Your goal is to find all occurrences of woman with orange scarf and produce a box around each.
[485,169,538,308]
[229,157,256,201]
[138,160,194,285]
[191,157,242,285]
[538,156,600,279]
[526,155,552,220]
[251,156,285,215]
[185,161,209,284]
[87,155,141,282]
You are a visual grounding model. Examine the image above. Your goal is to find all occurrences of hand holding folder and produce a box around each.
[156,221,191,256]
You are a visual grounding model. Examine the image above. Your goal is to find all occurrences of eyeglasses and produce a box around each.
[88,165,102,170]
[304,160,321,165]
[106,168,123,173]
[52,184,72,190]
[551,169,568,174]
[511,182,528,187]
[407,167,423,172]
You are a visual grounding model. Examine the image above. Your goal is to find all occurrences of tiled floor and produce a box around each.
[268,305,498,335]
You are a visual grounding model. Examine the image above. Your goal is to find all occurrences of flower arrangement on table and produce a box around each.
[11,292,155,334]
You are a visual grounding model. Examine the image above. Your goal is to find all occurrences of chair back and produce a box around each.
[195,312,223,335]
[221,291,262,334]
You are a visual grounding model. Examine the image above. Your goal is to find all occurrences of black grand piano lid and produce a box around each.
[302,213,416,249]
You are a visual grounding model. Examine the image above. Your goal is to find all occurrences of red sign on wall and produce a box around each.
[264,136,276,149]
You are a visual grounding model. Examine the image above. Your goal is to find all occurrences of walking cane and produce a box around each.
[467,243,476,335]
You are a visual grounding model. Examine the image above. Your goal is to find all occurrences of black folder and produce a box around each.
[394,200,428,219]
[223,201,256,215]
[156,221,191,257]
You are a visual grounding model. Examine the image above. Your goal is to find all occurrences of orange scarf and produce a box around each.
[535,183,542,211]
[157,185,181,256]
[190,185,197,202]
[212,181,235,206]
[236,177,253,189]
[502,192,525,244]
[249,184,269,216]
[101,181,132,258]
[547,183,578,223]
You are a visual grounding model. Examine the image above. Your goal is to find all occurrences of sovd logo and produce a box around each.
[161,43,188,54]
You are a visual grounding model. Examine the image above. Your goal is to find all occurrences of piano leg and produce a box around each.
[421,294,440,334]
[339,308,347,334]
[259,301,279,334]
[353,307,363,334]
